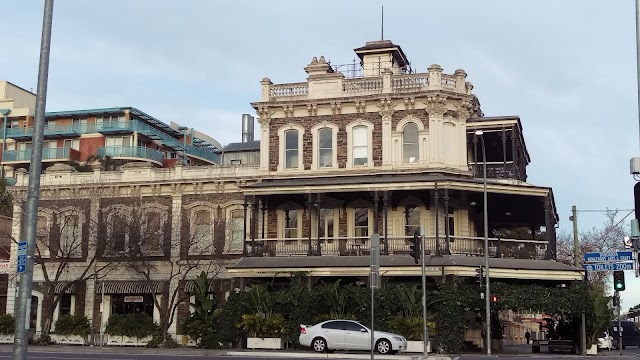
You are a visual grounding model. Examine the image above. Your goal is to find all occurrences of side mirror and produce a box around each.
[360,328,367,333]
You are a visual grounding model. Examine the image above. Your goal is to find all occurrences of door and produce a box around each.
[320,321,345,349]
[343,321,370,350]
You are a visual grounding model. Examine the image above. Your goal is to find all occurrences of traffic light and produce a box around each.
[634,182,640,221]
[475,267,485,288]
[613,271,626,292]
[491,294,498,304]
[613,295,620,307]
[409,234,421,264]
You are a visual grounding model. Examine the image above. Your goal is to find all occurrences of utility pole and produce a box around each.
[570,206,587,355]
[12,1,54,359]
[617,291,622,356]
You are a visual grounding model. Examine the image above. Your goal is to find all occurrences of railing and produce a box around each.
[391,74,428,92]
[270,83,308,97]
[441,74,457,89]
[343,77,383,93]
[3,177,16,186]
[96,146,164,164]
[244,235,548,260]
[6,120,220,164]
[3,147,80,162]
[471,162,526,181]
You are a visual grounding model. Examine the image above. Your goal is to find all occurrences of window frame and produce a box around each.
[346,121,374,169]
[277,125,305,171]
[311,122,339,170]
[188,204,216,255]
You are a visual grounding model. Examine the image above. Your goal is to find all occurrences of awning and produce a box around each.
[184,280,218,293]
[54,282,75,294]
[95,281,166,294]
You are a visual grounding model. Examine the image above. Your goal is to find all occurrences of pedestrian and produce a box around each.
[525,330,531,345]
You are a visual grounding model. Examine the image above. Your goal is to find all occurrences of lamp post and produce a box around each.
[475,129,491,355]
[0,109,11,179]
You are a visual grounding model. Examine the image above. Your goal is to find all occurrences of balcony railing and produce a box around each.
[3,147,81,163]
[6,120,220,164]
[471,162,526,182]
[96,146,164,165]
[244,235,549,260]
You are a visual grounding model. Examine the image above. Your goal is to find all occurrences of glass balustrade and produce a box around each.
[96,146,164,164]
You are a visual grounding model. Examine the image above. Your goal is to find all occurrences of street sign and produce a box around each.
[16,241,27,274]
[370,234,381,289]
[584,261,635,272]
[583,251,633,263]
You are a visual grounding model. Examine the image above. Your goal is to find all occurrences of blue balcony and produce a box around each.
[6,124,84,140]
[96,146,164,165]
[95,121,135,134]
[2,147,81,163]
[185,144,220,164]
[3,178,16,186]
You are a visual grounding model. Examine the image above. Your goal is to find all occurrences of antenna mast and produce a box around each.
[381,5,384,40]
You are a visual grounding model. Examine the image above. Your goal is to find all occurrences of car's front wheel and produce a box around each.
[376,339,392,354]
[312,337,327,353]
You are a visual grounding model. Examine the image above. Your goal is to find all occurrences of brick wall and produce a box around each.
[268,110,426,171]
[79,137,104,161]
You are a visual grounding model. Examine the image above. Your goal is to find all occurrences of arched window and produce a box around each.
[318,128,333,168]
[111,214,128,254]
[353,126,368,166]
[404,205,420,236]
[285,130,299,169]
[192,210,213,253]
[354,208,369,238]
[229,210,245,252]
[403,123,419,164]
[60,214,81,257]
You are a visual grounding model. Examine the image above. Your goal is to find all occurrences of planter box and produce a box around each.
[51,334,86,345]
[0,334,12,344]
[246,337,284,350]
[106,335,152,346]
[405,340,431,353]
[587,344,598,355]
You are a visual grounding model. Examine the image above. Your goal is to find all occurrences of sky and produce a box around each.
[2,1,640,309]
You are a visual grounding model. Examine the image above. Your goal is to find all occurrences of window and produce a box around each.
[447,208,455,238]
[63,139,80,151]
[284,209,298,238]
[10,120,19,128]
[354,208,369,238]
[60,215,81,257]
[318,128,333,168]
[106,136,132,147]
[402,123,419,164]
[142,212,163,254]
[353,126,368,166]
[344,321,367,332]
[18,142,32,150]
[319,209,334,239]
[59,294,72,316]
[229,210,244,252]
[285,130,299,169]
[96,115,124,127]
[112,214,127,253]
[110,294,154,318]
[405,205,420,236]
[230,159,242,165]
[192,210,213,253]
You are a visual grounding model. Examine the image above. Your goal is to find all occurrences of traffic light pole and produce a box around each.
[421,233,429,358]
[617,291,622,356]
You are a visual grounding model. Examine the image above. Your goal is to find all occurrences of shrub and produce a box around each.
[0,314,15,335]
[54,314,91,337]
[387,316,437,341]
[146,334,178,348]
[105,313,159,338]
[236,314,289,338]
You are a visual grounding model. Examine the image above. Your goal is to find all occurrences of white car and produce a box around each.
[597,331,613,351]
[299,319,407,354]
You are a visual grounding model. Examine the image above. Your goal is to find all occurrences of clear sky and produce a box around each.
[2,1,640,310]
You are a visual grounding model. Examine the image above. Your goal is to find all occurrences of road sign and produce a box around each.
[583,251,633,263]
[584,261,635,272]
[16,241,27,274]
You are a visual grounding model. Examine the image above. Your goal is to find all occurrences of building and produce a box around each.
[4,40,582,346]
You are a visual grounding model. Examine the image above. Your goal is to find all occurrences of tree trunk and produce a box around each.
[41,292,56,337]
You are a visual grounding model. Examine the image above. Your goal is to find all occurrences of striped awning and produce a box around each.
[184,279,217,293]
[54,282,75,294]
[95,281,166,294]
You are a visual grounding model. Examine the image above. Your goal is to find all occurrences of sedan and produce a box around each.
[299,319,407,354]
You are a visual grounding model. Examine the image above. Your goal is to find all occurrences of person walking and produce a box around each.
[525,330,531,344]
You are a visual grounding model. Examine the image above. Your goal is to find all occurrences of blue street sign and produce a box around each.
[583,251,633,263]
[583,261,635,272]
[17,241,26,255]
[16,264,25,273]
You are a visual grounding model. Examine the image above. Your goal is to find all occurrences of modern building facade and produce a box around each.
[4,40,582,346]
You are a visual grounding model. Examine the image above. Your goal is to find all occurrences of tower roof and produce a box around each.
[354,40,410,69]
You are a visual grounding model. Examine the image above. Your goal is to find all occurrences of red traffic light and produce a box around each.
[491,295,498,303]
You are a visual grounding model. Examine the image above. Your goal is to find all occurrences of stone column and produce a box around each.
[380,110,393,166]
[257,107,274,173]
[425,95,447,165]
[171,193,183,259]
[167,277,179,337]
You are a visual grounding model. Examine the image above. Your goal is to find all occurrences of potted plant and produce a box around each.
[586,290,615,355]
[0,314,15,344]
[387,316,434,353]
[51,314,91,345]
[183,272,218,345]
[237,313,289,350]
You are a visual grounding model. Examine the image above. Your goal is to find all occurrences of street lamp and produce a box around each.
[475,129,491,355]
[0,109,11,179]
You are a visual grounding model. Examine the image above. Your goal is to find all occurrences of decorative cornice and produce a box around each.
[424,94,448,117]
[307,103,318,116]
[331,102,342,115]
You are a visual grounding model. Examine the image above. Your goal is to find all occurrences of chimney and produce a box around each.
[242,114,254,143]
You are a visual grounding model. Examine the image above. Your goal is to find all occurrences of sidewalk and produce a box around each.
[0,344,228,356]
[226,351,452,360]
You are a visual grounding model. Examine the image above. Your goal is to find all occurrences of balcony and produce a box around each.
[185,144,220,164]
[2,147,81,164]
[6,124,85,140]
[244,235,549,260]
[96,146,163,166]
[3,178,16,186]
[471,162,526,182]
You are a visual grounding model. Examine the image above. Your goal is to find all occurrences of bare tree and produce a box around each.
[20,188,117,337]
[115,197,228,342]
[556,210,631,289]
